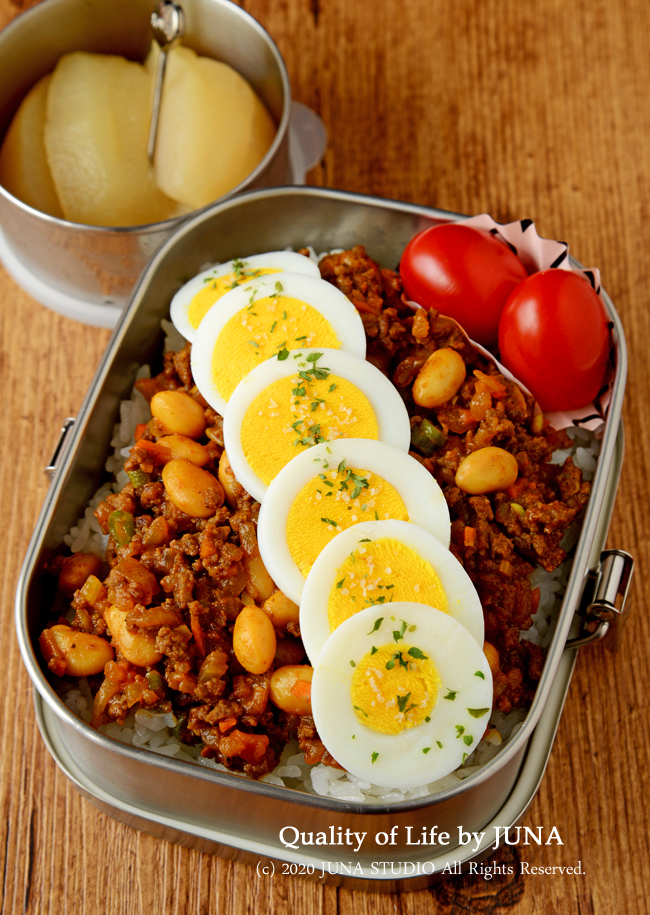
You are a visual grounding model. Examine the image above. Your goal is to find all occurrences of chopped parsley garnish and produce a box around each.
[328,383,337,392]
[423,747,431,754]
[336,578,346,588]
[248,340,259,348]
[462,753,469,764]
[455,725,465,738]
[436,740,443,748]
[386,651,409,671]
[398,694,418,716]
[275,281,283,293]
[396,693,412,714]
[392,620,408,643]
[407,647,428,660]
[359,538,371,542]
[270,321,277,333]
[370,646,378,654]
[444,690,458,701]
[367,617,383,634]
[371,752,379,764]
[467,707,490,718]
[277,348,289,361]
[463,735,473,746]
[321,517,339,527]
[349,660,356,668]
[353,705,367,717]
[474,670,485,679]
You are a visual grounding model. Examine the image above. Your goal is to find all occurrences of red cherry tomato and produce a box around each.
[498,269,611,412]
[400,224,528,346]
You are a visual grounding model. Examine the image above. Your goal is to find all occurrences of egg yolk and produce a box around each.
[286,463,409,577]
[328,538,448,632]
[211,293,341,401]
[188,265,280,331]
[241,370,379,485]
[350,642,439,735]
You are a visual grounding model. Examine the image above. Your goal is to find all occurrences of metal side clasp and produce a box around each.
[45,417,76,480]
[566,549,634,652]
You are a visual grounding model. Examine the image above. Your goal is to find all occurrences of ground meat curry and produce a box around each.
[39,245,590,779]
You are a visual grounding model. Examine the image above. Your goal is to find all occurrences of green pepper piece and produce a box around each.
[146,670,165,694]
[108,510,135,546]
[410,418,445,456]
[127,469,150,489]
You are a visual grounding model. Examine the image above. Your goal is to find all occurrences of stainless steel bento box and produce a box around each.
[16,187,631,890]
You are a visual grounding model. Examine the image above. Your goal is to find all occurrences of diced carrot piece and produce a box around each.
[474,370,507,399]
[190,611,206,656]
[134,438,171,462]
[464,526,476,547]
[219,729,270,763]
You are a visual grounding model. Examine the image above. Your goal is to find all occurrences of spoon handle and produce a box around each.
[147,1,185,163]
[147,47,168,163]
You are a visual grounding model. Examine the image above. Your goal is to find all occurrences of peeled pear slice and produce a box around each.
[0,74,63,218]
[44,52,181,226]
[154,46,276,209]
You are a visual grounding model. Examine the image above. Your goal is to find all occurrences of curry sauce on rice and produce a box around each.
[39,245,593,790]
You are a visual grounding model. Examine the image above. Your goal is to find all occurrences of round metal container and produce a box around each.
[0,0,292,315]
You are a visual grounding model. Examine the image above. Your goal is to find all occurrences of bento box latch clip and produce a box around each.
[566,549,634,652]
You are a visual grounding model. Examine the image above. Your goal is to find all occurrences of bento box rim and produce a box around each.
[15,185,628,815]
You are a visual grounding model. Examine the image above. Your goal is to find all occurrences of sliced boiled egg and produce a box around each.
[300,519,484,663]
[170,251,320,342]
[223,348,412,502]
[310,603,493,789]
[191,273,366,415]
[257,439,451,604]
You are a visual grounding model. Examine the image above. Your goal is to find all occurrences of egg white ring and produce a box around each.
[223,348,412,503]
[191,273,367,416]
[257,439,451,605]
[311,603,493,790]
[170,251,320,342]
[300,519,484,664]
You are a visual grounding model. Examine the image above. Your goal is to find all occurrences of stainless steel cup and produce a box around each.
[0,0,292,317]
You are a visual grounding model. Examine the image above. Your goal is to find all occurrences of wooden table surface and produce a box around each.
[1,0,648,912]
